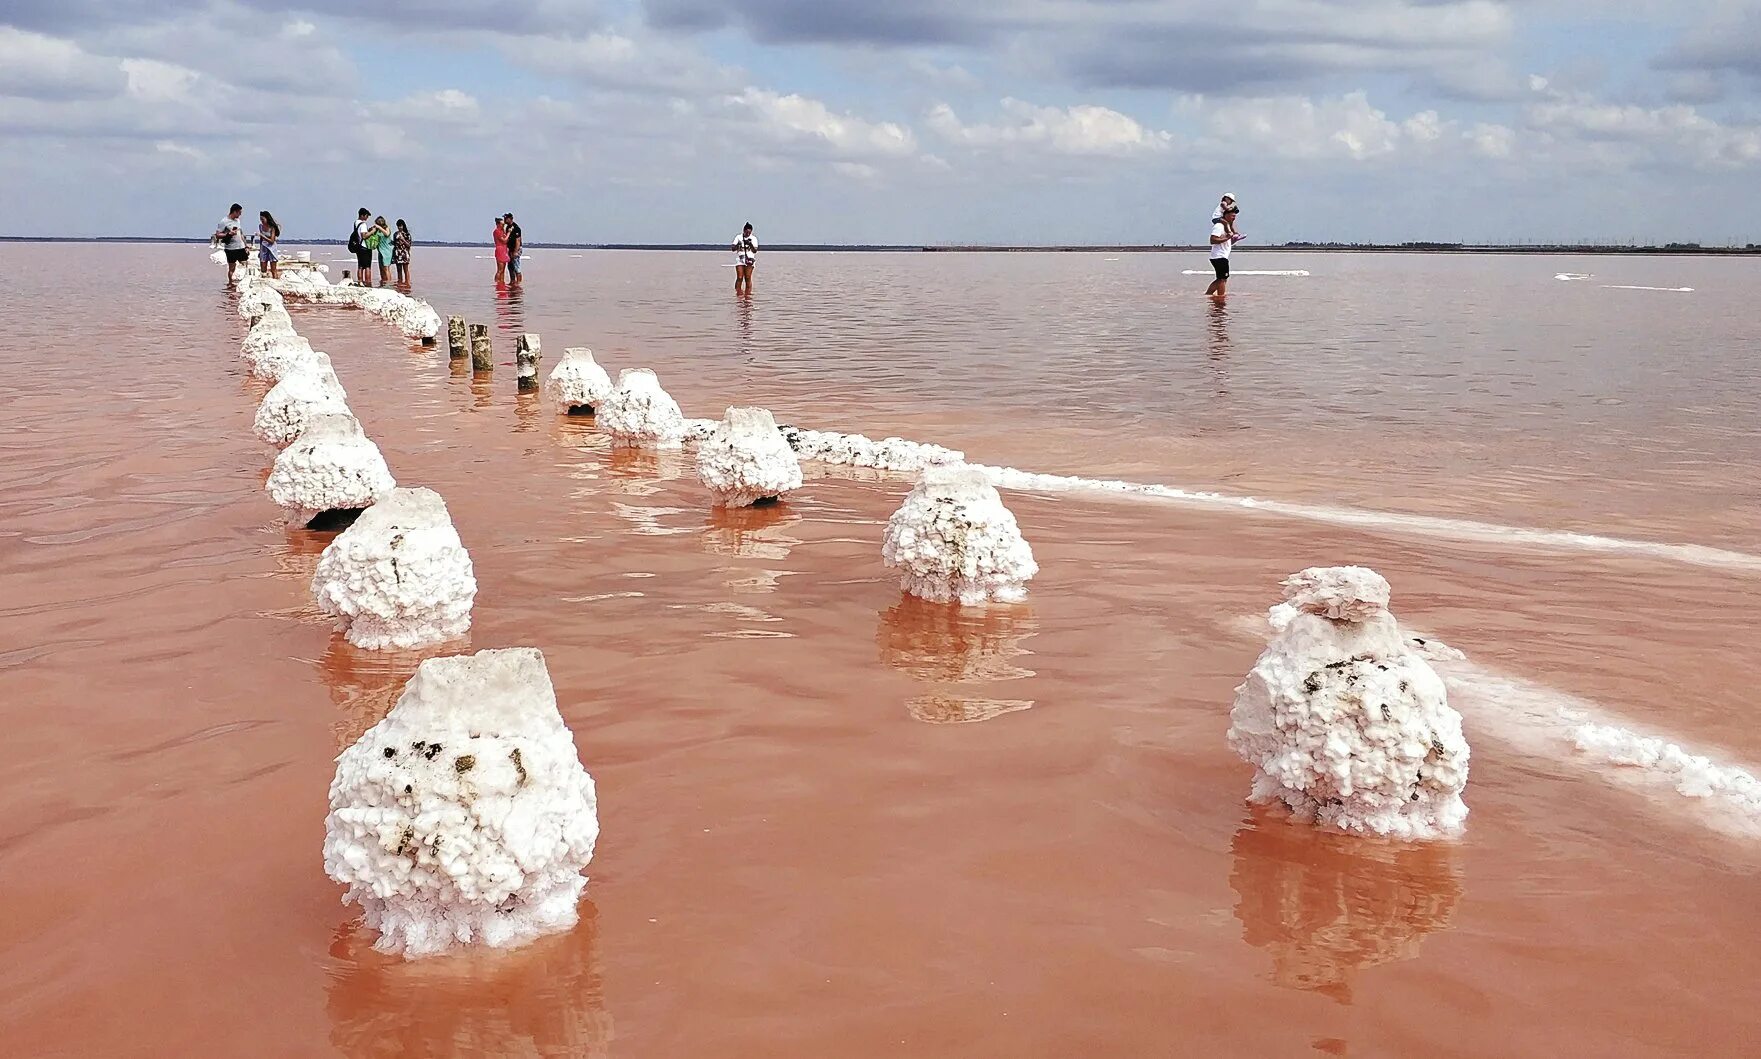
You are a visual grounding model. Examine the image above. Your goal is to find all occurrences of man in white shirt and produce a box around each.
[1206,204,1238,299]
[212,203,246,288]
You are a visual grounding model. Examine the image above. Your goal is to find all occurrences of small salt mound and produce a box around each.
[312,487,477,650]
[237,282,283,321]
[247,335,323,383]
[386,297,443,340]
[598,368,687,448]
[266,412,395,525]
[323,647,600,959]
[882,462,1038,605]
[245,307,297,340]
[781,426,964,472]
[545,348,613,414]
[1228,567,1470,841]
[253,353,350,447]
[696,407,803,508]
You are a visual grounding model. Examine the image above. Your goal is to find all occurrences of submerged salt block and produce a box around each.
[323,647,600,959]
[312,487,477,650]
[1227,566,1471,841]
[265,412,395,526]
[545,348,612,414]
[598,368,687,447]
[881,463,1038,605]
[696,407,803,508]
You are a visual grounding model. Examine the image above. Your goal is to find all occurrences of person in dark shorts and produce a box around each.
[503,213,524,284]
[352,207,374,284]
[212,203,247,288]
[1206,205,1237,299]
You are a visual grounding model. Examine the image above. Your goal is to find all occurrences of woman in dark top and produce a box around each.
[393,219,412,286]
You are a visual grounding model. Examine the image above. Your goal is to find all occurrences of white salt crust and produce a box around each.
[780,426,965,472]
[1229,567,1470,841]
[598,369,688,447]
[1573,723,1761,814]
[323,648,600,959]
[237,281,283,321]
[253,353,350,447]
[265,412,396,524]
[881,463,1038,604]
[312,487,477,650]
[269,272,442,337]
[545,348,614,412]
[696,407,803,507]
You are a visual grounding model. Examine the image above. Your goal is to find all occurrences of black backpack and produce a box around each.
[347,223,362,254]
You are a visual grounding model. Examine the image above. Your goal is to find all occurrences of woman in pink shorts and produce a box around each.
[493,217,509,284]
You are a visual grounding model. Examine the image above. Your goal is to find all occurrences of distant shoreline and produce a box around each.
[2,236,1756,256]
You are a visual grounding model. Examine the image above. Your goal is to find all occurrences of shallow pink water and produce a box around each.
[2,244,1759,1056]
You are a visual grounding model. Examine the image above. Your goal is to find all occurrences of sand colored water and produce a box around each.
[2,245,1760,1056]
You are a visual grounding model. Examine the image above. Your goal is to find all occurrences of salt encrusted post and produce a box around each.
[469,324,492,373]
[515,334,542,392]
[447,316,468,360]
[1227,566,1471,841]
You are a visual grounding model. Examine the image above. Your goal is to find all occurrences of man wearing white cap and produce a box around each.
[1206,194,1240,299]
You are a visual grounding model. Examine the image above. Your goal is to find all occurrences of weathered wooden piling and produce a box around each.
[469,324,492,372]
[447,315,468,360]
[515,334,542,392]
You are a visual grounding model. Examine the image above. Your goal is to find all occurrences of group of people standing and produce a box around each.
[351,209,414,287]
[492,213,524,286]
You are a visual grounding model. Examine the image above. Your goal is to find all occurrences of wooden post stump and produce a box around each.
[515,334,542,392]
[469,324,492,372]
[447,316,467,359]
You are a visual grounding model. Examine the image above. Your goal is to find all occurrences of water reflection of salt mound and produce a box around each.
[312,487,476,650]
[317,643,419,751]
[1230,812,1462,1003]
[326,908,613,1058]
[1228,567,1470,841]
[253,353,350,447]
[697,407,803,508]
[598,368,687,447]
[701,503,802,561]
[266,413,396,526]
[324,648,600,959]
[882,463,1038,605]
[877,596,1037,683]
[545,348,613,415]
[905,695,1034,724]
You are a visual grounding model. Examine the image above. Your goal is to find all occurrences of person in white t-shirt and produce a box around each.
[1206,204,1238,299]
[732,222,758,294]
[211,203,246,288]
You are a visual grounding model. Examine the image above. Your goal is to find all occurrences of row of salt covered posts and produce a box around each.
[232,272,601,961]
[234,261,1476,961]
[531,341,1473,844]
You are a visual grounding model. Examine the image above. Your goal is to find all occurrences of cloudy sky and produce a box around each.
[3,0,1759,244]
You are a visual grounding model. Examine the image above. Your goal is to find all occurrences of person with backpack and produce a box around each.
[348,207,374,286]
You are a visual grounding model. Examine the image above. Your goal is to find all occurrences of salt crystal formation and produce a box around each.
[248,335,323,384]
[781,426,964,472]
[1228,566,1470,840]
[253,353,350,447]
[696,407,803,507]
[1573,723,1761,809]
[266,412,396,525]
[597,368,687,447]
[323,647,600,959]
[545,348,612,414]
[881,463,1038,604]
[312,487,477,650]
[237,282,283,321]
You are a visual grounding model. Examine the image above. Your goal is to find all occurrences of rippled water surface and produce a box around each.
[2,243,1759,1056]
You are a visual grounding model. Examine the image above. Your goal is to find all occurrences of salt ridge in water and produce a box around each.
[1230,612,1761,839]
